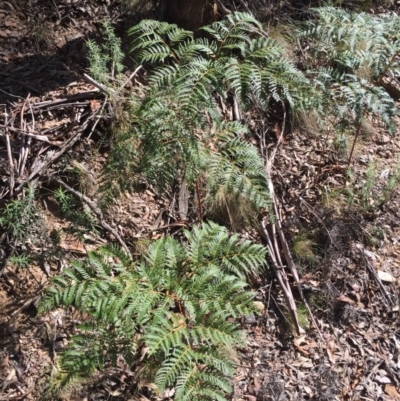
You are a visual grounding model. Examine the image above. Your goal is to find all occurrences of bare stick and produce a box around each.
[347,119,362,167]
[232,95,242,121]
[361,251,394,307]
[215,0,232,15]
[32,91,101,109]
[4,108,15,197]
[87,99,107,140]
[260,219,305,335]
[56,178,132,259]
[261,104,323,337]
[19,105,34,177]
[119,65,142,91]
[83,73,117,96]
[296,193,334,247]
[273,199,324,339]
[17,96,31,177]
[0,126,50,142]
[195,180,203,221]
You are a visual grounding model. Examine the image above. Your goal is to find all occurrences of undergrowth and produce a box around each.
[36,8,400,400]
[0,186,41,244]
[54,187,98,239]
[39,222,267,400]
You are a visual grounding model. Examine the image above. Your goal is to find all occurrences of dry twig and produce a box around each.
[261,103,323,338]
[361,250,394,307]
[56,178,132,259]
[3,108,15,197]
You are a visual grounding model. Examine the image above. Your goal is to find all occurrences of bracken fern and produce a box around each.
[103,12,312,212]
[39,222,267,400]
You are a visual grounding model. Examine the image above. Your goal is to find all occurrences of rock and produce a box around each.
[378,135,391,144]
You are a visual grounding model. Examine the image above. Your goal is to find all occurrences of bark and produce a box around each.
[165,0,208,31]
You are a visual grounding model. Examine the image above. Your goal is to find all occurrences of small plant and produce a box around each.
[39,222,267,400]
[102,12,314,212]
[302,8,400,84]
[282,301,309,334]
[0,186,41,244]
[86,20,125,89]
[359,162,377,208]
[54,187,98,239]
[54,187,74,215]
[301,8,398,167]
[381,164,400,202]
[292,230,318,265]
[368,225,385,246]
[296,302,310,329]
[333,131,348,158]
[9,253,32,269]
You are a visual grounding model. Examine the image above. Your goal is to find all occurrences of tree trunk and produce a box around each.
[165,0,208,31]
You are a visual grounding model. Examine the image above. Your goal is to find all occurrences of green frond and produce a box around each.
[129,20,192,63]
[39,222,267,399]
[155,345,193,391]
[202,12,261,54]
[301,7,400,80]
[204,122,270,211]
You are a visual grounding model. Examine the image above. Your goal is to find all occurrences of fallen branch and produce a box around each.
[261,104,323,338]
[260,219,305,335]
[119,65,142,91]
[32,91,102,109]
[83,73,117,96]
[361,250,394,307]
[3,108,15,197]
[0,126,49,142]
[19,104,34,177]
[14,110,97,194]
[0,386,34,400]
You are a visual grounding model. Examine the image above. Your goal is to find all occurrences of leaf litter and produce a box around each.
[0,0,400,400]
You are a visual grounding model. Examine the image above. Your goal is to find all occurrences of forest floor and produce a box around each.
[0,1,400,401]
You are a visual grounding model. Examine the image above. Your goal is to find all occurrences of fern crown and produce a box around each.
[39,222,267,400]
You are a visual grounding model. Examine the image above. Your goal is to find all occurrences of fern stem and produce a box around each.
[195,180,203,221]
[315,128,332,183]
[347,118,362,167]
[377,49,400,85]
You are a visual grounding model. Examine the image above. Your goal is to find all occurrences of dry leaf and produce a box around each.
[89,99,101,111]
[375,375,391,384]
[378,270,395,283]
[384,384,400,399]
[327,339,336,364]
[253,376,262,392]
[294,335,310,355]
[59,237,93,254]
[337,294,356,305]
[0,353,9,371]
[303,385,313,397]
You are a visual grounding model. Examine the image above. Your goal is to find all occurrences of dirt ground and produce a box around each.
[1,1,400,400]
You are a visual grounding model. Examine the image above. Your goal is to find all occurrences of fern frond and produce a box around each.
[40,222,267,400]
[301,7,400,80]
[203,122,270,212]
[129,20,192,63]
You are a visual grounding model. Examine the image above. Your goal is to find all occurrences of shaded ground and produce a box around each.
[1,1,400,400]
